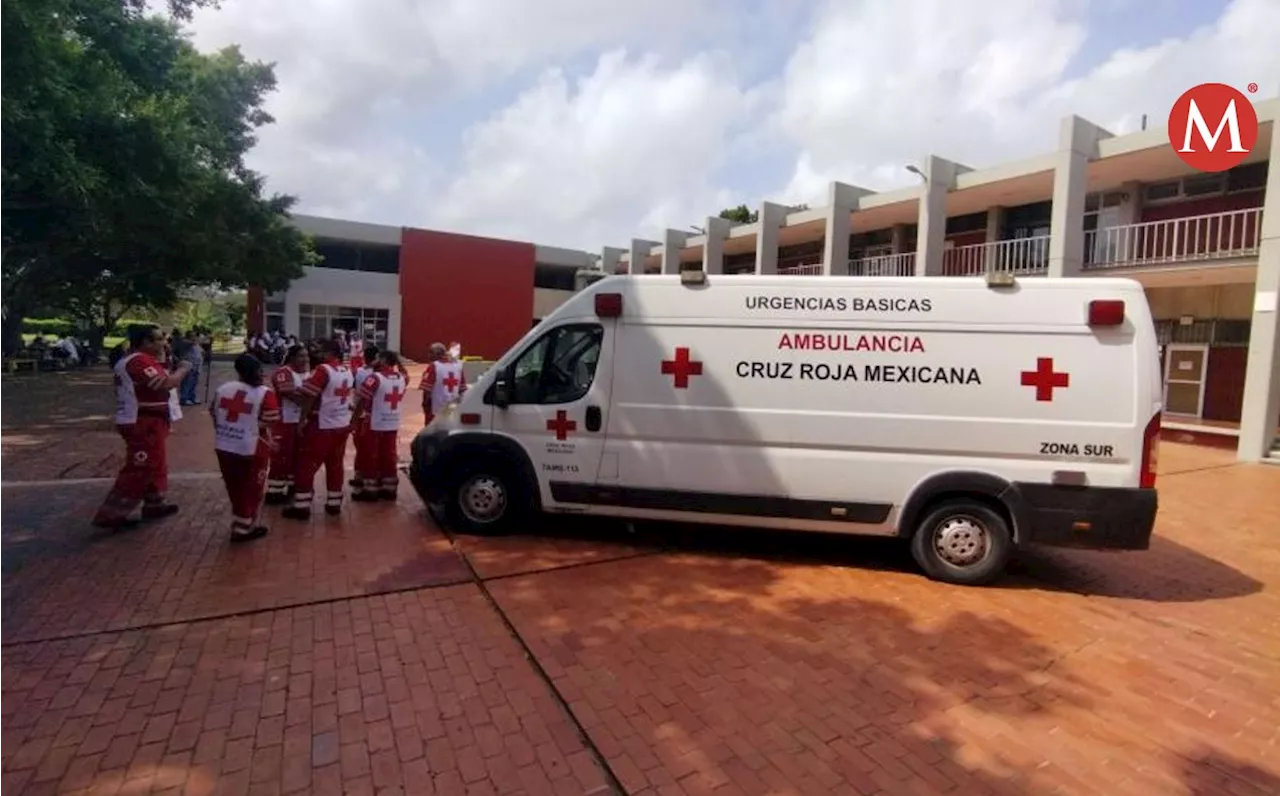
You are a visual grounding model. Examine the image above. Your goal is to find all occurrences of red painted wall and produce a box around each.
[246,286,265,336]
[1140,190,1264,223]
[398,228,535,362]
[1203,347,1246,423]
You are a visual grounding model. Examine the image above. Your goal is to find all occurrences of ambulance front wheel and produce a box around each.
[910,499,1012,586]
[446,461,526,535]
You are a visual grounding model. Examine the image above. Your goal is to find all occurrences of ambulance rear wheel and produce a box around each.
[910,499,1012,586]
[446,460,525,535]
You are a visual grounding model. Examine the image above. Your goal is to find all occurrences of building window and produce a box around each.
[312,240,401,274]
[945,212,987,235]
[1227,161,1267,192]
[1142,162,1267,204]
[534,265,577,290]
[298,304,391,344]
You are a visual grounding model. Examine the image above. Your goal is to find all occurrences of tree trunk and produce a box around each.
[2,310,26,356]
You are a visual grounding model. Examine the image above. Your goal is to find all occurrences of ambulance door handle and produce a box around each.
[585,405,602,432]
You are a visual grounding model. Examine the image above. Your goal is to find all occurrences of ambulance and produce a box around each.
[410,273,1161,585]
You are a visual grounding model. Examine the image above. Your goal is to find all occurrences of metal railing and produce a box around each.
[1083,207,1262,269]
[778,263,824,275]
[941,236,1050,276]
[849,252,916,277]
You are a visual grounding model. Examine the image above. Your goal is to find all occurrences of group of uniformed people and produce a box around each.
[93,325,468,543]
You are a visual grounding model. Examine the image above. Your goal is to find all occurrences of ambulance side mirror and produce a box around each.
[491,368,513,409]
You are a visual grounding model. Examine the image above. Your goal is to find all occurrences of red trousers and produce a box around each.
[217,447,270,528]
[267,422,299,496]
[352,417,374,487]
[94,415,170,523]
[362,430,399,495]
[292,425,350,507]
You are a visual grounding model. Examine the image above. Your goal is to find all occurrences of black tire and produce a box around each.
[443,458,527,535]
[909,499,1013,586]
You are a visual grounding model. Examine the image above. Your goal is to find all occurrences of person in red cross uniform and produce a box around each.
[419,341,467,426]
[352,350,408,501]
[92,325,193,529]
[265,345,311,505]
[348,344,381,495]
[283,339,355,520]
[210,354,280,542]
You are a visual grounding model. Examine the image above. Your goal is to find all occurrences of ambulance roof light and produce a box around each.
[594,292,623,317]
[1088,299,1125,326]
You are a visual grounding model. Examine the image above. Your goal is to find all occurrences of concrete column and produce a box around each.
[755,201,788,275]
[630,238,659,275]
[914,156,961,277]
[600,246,625,275]
[983,206,1005,273]
[1237,124,1280,462]
[823,182,872,275]
[1049,115,1111,278]
[661,229,689,275]
[703,216,731,274]
[284,293,301,339]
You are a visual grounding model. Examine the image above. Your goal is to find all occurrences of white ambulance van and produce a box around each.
[410,274,1161,585]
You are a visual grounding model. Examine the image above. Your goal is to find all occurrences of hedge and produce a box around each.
[22,317,153,337]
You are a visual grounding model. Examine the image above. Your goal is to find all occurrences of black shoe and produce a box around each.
[92,516,140,530]
[230,526,268,543]
[141,503,179,521]
[263,492,289,506]
[351,492,379,503]
[348,478,362,487]
[379,491,397,501]
[281,506,311,521]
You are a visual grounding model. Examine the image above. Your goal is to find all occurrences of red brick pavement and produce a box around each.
[0,587,609,796]
[1,481,468,644]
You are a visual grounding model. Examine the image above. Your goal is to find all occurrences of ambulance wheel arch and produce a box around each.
[897,471,1020,586]
[435,433,541,534]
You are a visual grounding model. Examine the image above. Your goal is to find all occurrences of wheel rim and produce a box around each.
[459,474,507,525]
[931,514,990,568]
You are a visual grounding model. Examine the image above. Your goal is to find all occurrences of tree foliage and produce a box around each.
[718,204,759,224]
[1,0,314,349]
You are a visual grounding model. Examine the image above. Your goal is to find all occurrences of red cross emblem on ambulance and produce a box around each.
[661,347,703,389]
[1021,358,1070,402]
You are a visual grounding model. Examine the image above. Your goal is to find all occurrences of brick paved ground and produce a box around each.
[4,367,1280,795]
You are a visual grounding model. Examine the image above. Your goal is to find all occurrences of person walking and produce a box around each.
[352,350,407,501]
[210,354,279,542]
[92,324,193,528]
[178,330,204,405]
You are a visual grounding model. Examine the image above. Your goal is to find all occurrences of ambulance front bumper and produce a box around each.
[1008,482,1158,551]
[409,428,449,505]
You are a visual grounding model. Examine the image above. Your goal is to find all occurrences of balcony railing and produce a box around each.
[778,263,824,275]
[849,252,916,277]
[942,236,1050,276]
[1083,207,1262,270]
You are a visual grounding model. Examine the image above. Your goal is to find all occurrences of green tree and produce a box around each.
[718,204,759,224]
[1,0,314,352]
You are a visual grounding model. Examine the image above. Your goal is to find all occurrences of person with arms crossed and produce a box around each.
[210,355,279,542]
[92,324,193,528]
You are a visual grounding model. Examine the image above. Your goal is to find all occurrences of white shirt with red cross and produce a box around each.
[426,360,465,415]
[213,382,271,456]
[305,363,355,430]
[362,372,408,432]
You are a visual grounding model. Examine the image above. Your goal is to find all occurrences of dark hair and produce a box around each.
[379,349,401,368]
[285,344,307,364]
[318,338,342,358]
[234,353,264,387]
[365,344,380,361]
[128,324,160,349]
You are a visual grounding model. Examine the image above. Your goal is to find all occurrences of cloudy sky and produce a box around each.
[183,0,1279,251]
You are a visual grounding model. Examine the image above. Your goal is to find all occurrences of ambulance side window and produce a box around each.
[507,324,603,405]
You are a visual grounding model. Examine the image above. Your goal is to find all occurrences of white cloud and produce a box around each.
[182,0,1280,251]
[432,50,755,248]
[774,0,1280,205]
